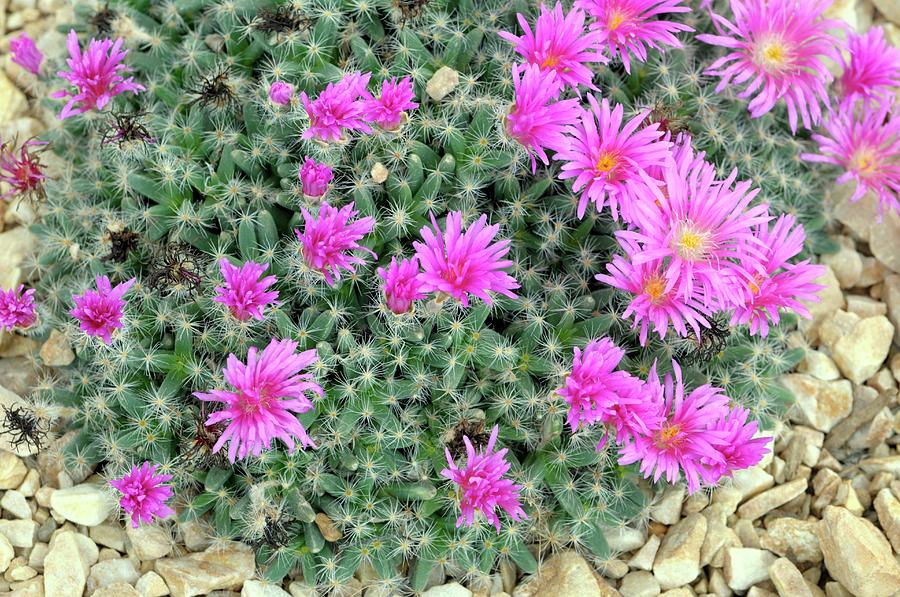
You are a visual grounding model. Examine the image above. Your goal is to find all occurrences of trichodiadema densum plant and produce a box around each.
[6,0,897,590]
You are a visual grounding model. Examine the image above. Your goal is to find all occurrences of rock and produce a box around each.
[0,451,27,489]
[800,265,844,332]
[874,488,900,553]
[0,73,27,126]
[619,571,659,597]
[606,527,646,553]
[136,570,170,597]
[423,584,472,597]
[760,518,822,563]
[176,520,209,552]
[818,506,900,597]
[126,525,171,561]
[652,514,706,590]
[287,582,317,597]
[50,484,116,526]
[90,523,126,552]
[0,534,12,573]
[781,375,852,432]
[0,359,37,396]
[370,163,389,184]
[798,350,840,381]
[155,541,255,597]
[93,583,141,597]
[723,548,777,592]
[870,207,900,272]
[846,295,887,319]
[426,67,460,101]
[629,535,661,571]
[513,551,621,597]
[0,227,37,290]
[38,330,75,367]
[861,455,900,476]
[883,275,900,343]
[830,316,894,384]
[822,246,862,288]
[650,487,684,525]
[44,531,87,597]
[87,558,140,593]
[732,466,776,501]
[314,513,341,542]
[769,557,813,597]
[0,520,35,548]
[875,0,900,25]
[859,256,886,286]
[1,490,29,519]
[242,580,292,597]
[738,478,809,521]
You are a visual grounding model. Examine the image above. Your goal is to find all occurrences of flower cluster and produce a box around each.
[0,286,36,332]
[70,276,136,344]
[295,202,377,286]
[559,341,770,493]
[212,259,279,322]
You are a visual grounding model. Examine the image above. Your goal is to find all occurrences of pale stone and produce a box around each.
[619,571,660,597]
[832,480,864,516]
[700,518,740,568]
[176,520,209,552]
[154,541,255,597]
[314,512,341,542]
[848,406,894,450]
[859,455,900,476]
[818,506,900,597]
[781,375,852,432]
[874,488,900,553]
[0,227,37,290]
[50,484,116,526]
[0,534,12,573]
[769,558,812,597]
[846,295,887,319]
[760,518,822,563]
[651,487,684,525]
[87,558,140,593]
[0,73,27,125]
[653,514,706,590]
[425,67,460,101]
[819,310,861,350]
[0,520,35,547]
[0,451,27,489]
[90,524,126,552]
[606,527,647,553]
[822,246,862,289]
[513,551,621,597]
[27,542,46,571]
[723,548,777,592]
[38,330,74,367]
[1,490,29,519]
[422,583,472,597]
[242,580,292,597]
[92,583,141,597]
[798,350,840,381]
[738,479,808,521]
[831,316,895,384]
[883,275,900,344]
[859,256,885,286]
[8,577,42,597]
[287,582,317,597]
[136,570,170,597]
[600,559,628,579]
[8,563,36,581]
[834,188,879,241]
[731,466,775,501]
[370,163,389,184]
[800,265,844,333]
[629,535,661,571]
[17,469,39,497]
[44,531,87,597]
[869,204,900,272]
[126,525,172,561]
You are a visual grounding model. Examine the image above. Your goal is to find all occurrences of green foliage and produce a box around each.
[28,0,829,589]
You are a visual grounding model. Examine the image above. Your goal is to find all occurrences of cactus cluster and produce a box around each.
[7,0,837,590]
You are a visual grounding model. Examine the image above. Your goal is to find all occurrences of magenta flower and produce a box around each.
[0,138,47,202]
[836,28,900,110]
[802,102,900,218]
[498,3,606,92]
[0,286,36,332]
[299,157,334,198]
[295,202,376,285]
[269,81,294,105]
[555,95,671,220]
[194,338,323,462]
[413,211,519,308]
[109,462,175,528]
[596,238,712,345]
[506,64,582,172]
[9,33,43,75]
[619,143,770,307]
[618,361,730,494]
[575,0,693,73]
[212,259,279,322]
[51,30,145,120]
[696,0,840,132]
[70,276,135,344]
[442,425,527,532]
[703,406,770,483]
[728,215,825,336]
[365,76,418,129]
[301,72,373,142]
[557,338,646,433]
[377,256,426,314]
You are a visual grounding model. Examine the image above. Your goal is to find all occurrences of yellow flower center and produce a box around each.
[852,148,879,176]
[541,54,560,68]
[674,221,712,261]
[643,275,667,303]
[755,38,791,72]
[656,424,684,449]
[748,273,766,296]
[595,151,618,175]
[608,11,625,31]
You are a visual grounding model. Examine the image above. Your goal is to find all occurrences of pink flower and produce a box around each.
[295,202,376,286]
[728,215,825,336]
[703,406,770,483]
[498,3,606,92]
[836,27,900,111]
[301,72,373,142]
[413,211,519,308]
[269,81,294,105]
[555,94,671,220]
[575,0,693,73]
[0,138,47,201]
[193,338,323,462]
[618,361,730,493]
[51,30,145,120]
[441,425,527,532]
[506,64,582,172]
[696,0,840,132]
[212,259,279,322]
[365,76,418,129]
[70,275,136,344]
[557,338,647,434]
[9,33,43,75]
[299,157,333,198]
[619,142,770,307]
[802,102,900,218]
[595,237,712,345]
[109,462,175,528]
[377,257,426,314]
[0,285,36,332]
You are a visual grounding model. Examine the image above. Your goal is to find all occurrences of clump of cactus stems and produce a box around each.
[4,0,886,590]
